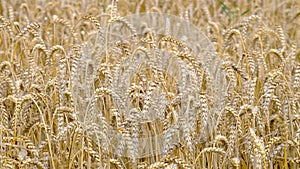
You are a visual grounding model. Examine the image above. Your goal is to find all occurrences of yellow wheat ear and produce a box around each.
[0,0,299,168]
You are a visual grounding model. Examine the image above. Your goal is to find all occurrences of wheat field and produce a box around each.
[0,0,300,168]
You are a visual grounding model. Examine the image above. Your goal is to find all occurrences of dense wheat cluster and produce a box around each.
[0,0,299,168]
